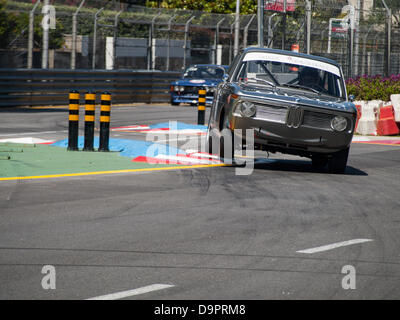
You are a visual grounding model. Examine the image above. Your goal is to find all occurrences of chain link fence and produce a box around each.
[1,0,399,78]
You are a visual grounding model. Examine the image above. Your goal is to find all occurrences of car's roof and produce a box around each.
[241,47,340,67]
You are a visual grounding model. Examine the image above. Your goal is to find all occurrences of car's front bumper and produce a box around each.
[230,113,355,155]
[171,93,213,106]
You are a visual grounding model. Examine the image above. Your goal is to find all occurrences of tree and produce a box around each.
[0,0,18,48]
[375,0,400,11]
[0,0,65,50]
[145,0,257,14]
[32,17,65,50]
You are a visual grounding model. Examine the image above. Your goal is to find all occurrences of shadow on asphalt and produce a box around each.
[243,158,368,176]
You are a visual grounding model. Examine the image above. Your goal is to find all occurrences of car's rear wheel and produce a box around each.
[328,147,349,174]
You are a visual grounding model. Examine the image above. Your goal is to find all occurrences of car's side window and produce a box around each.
[228,54,242,80]
[336,77,344,99]
[327,73,336,96]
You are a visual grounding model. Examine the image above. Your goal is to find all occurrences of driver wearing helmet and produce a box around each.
[298,67,321,87]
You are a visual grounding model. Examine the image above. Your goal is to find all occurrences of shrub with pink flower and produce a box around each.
[346,75,400,101]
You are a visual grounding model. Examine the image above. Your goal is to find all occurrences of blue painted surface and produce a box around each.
[52,137,186,159]
[53,122,207,159]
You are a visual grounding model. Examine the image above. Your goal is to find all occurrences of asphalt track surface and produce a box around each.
[0,104,400,300]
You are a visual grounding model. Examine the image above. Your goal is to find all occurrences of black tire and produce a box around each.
[207,131,214,154]
[170,99,180,106]
[311,155,328,169]
[190,102,197,107]
[219,133,234,163]
[219,112,234,163]
[328,147,349,174]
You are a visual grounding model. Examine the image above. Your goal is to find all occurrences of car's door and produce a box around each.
[210,55,242,129]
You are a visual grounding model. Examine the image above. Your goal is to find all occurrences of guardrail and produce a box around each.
[0,69,182,107]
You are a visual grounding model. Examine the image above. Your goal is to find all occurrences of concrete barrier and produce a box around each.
[377,105,399,136]
[355,100,382,135]
[390,94,400,122]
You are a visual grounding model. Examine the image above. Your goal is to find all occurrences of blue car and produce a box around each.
[170,64,229,106]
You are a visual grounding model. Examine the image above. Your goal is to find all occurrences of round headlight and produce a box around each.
[331,116,348,131]
[173,86,179,91]
[240,101,257,117]
[179,86,185,92]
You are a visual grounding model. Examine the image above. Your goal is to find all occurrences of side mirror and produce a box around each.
[348,94,355,102]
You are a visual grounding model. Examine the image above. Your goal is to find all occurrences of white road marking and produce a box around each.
[155,154,221,165]
[154,136,200,143]
[296,239,373,254]
[0,130,67,137]
[147,129,206,134]
[0,137,54,144]
[188,152,219,159]
[86,284,175,300]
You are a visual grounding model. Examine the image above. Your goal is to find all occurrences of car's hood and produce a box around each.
[237,84,356,114]
[171,78,222,86]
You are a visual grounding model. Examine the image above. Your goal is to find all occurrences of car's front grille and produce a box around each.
[183,86,198,94]
[181,86,214,97]
[286,106,303,128]
[302,110,333,130]
[255,104,287,123]
[255,103,334,130]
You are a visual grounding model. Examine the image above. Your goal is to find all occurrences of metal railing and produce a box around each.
[3,1,400,80]
[0,69,181,107]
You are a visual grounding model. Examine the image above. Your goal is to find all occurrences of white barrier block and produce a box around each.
[390,94,400,122]
[356,100,382,135]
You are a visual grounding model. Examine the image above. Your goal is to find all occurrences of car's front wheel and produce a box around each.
[170,98,180,106]
[311,155,328,169]
[328,147,349,174]
[219,112,234,163]
[207,112,235,163]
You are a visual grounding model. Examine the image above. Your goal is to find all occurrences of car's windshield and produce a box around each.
[235,51,346,99]
[183,66,225,79]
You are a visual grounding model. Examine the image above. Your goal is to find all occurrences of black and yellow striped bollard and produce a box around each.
[99,92,111,152]
[68,90,80,151]
[83,91,96,151]
[197,88,206,125]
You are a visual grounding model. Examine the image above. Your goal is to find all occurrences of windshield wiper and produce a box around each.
[245,78,277,91]
[282,83,321,95]
[255,61,280,86]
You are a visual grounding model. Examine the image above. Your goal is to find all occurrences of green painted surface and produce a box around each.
[0,143,179,178]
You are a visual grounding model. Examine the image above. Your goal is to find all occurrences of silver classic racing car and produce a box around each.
[207,47,357,173]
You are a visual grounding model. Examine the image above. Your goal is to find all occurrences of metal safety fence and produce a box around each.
[0,68,181,107]
[1,0,400,79]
